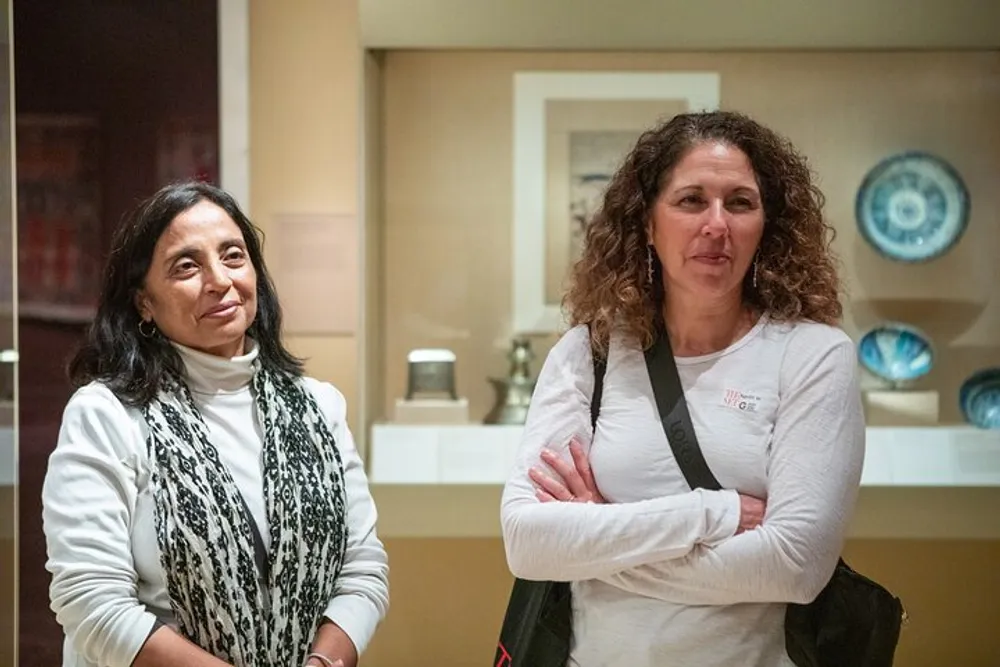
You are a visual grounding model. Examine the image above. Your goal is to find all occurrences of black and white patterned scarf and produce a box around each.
[142,366,348,667]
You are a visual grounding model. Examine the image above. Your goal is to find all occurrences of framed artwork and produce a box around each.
[511,71,721,333]
[16,115,103,323]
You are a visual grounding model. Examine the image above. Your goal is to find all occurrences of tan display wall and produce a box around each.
[364,49,1000,666]
[361,537,1000,667]
[378,50,1000,426]
[249,0,362,426]
[246,12,1000,660]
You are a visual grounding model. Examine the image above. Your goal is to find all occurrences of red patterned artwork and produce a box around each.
[16,115,103,322]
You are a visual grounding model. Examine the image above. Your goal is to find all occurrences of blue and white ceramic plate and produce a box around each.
[858,322,934,385]
[856,152,970,262]
[959,368,1000,430]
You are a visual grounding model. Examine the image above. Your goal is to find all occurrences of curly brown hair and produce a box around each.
[564,110,842,355]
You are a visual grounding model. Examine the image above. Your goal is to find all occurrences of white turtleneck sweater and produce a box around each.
[42,343,389,667]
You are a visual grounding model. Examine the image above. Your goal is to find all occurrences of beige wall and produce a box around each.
[360,537,1000,667]
[379,50,1000,426]
[247,25,1000,667]
[360,0,1000,51]
[362,51,385,453]
[248,0,362,426]
[364,50,1000,666]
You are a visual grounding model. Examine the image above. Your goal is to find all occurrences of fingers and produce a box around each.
[535,488,558,503]
[737,494,767,534]
[540,447,590,499]
[569,439,596,489]
[529,466,573,501]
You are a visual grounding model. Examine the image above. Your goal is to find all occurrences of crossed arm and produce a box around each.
[500,326,865,605]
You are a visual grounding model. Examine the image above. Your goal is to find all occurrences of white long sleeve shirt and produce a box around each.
[43,343,389,667]
[501,318,865,667]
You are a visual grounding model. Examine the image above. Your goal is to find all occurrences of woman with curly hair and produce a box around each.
[501,110,864,666]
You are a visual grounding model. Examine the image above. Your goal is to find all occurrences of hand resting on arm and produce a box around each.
[530,438,767,536]
[500,326,744,583]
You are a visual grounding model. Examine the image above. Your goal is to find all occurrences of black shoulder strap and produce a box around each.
[588,325,607,431]
[644,329,722,491]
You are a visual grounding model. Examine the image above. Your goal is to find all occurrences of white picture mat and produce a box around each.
[512,71,720,333]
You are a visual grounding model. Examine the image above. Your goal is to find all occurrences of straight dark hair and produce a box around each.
[69,181,303,406]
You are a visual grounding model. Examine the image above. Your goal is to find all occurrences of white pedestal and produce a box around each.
[864,390,939,426]
[369,423,522,484]
[394,398,470,425]
[369,423,1000,488]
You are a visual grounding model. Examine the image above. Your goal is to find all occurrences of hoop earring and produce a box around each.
[138,319,157,339]
[647,245,654,287]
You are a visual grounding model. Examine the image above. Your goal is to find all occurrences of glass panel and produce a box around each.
[0,0,17,663]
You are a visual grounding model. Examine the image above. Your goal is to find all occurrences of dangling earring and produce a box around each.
[138,319,157,338]
[646,245,654,287]
[752,254,759,289]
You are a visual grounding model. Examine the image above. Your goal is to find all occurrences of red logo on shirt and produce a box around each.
[723,389,759,412]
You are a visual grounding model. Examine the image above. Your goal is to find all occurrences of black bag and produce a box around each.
[644,329,906,667]
[493,339,607,667]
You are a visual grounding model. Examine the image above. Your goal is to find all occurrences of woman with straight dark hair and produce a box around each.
[42,182,388,667]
